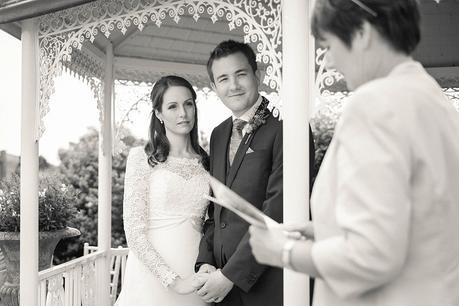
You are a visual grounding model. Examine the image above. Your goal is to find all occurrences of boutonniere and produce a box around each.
[245,98,271,144]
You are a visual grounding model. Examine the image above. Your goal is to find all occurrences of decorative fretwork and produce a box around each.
[44,275,65,306]
[81,260,96,306]
[116,69,211,89]
[315,47,344,96]
[39,251,102,306]
[443,88,459,112]
[37,0,282,139]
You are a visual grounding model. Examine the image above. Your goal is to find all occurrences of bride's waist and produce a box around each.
[147,214,203,230]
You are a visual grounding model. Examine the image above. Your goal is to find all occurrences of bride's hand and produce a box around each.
[192,272,210,290]
[170,276,196,295]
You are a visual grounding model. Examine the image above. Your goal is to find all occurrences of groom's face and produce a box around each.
[210,52,260,117]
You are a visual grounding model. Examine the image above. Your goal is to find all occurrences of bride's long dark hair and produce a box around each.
[144,75,209,170]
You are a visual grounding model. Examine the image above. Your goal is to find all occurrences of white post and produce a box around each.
[20,18,39,306]
[282,0,312,305]
[97,43,113,306]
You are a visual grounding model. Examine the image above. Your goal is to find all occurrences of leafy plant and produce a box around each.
[52,127,143,263]
[0,174,78,232]
[310,94,347,184]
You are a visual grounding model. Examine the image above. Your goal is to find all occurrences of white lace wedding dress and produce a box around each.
[115,147,209,306]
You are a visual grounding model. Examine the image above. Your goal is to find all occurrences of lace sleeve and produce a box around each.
[123,147,179,288]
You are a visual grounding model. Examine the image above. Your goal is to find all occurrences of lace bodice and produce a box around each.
[123,147,209,288]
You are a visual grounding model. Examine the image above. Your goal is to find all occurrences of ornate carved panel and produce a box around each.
[37,0,281,139]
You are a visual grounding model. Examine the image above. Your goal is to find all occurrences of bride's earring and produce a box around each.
[155,111,163,125]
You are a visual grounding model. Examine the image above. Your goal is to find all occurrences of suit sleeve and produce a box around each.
[195,130,217,271]
[221,122,283,292]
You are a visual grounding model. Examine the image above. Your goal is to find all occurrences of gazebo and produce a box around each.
[0,0,457,305]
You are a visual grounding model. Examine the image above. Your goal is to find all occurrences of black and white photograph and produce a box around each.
[0,0,458,305]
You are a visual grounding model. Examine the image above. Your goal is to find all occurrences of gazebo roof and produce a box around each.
[98,14,247,88]
[2,0,458,93]
[0,0,274,91]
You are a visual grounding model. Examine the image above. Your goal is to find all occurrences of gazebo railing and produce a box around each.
[38,246,128,306]
[38,250,104,306]
[83,244,129,305]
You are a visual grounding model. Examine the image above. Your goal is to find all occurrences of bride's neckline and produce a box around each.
[167,155,201,162]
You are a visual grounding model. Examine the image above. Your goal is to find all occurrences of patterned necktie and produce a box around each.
[228,119,247,166]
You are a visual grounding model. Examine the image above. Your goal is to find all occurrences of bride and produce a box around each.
[115,75,210,306]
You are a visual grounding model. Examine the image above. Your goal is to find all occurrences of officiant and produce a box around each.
[249,1,459,305]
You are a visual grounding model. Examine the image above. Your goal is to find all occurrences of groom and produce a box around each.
[195,40,284,306]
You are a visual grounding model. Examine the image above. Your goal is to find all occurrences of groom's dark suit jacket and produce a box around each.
[196,97,283,306]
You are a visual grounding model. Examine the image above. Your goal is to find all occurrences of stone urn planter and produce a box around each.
[0,227,80,306]
[0,252,5,289]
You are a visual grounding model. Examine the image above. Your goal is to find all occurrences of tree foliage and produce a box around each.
[54,127,142,263]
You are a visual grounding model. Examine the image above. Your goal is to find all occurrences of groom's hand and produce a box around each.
[193,264,217,290]
[197,264,217,274]
[192,272,210,290]
[196,269,233,303]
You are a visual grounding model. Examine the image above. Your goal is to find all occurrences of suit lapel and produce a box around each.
[226,131,255,188]
[212,118,232,217]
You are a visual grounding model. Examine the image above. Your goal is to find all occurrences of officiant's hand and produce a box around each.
[196,269,233,303]
[249,225,288,268]
[281,221,315,240]
[170,276,197,295]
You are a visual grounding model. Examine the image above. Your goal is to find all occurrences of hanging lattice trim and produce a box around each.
[62,48,105,124]
[315,48,344,95]
[62,49,104,81]
[38,34,106,137]
[443,88,459,112]
[37,0,282,139]
[115,70,210,89]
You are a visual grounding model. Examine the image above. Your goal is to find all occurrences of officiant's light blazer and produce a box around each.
[311,61,459,306]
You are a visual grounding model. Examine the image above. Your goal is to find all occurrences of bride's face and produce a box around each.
[156,86,196,137]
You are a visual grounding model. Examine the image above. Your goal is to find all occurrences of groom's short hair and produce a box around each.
[207,40,258,82]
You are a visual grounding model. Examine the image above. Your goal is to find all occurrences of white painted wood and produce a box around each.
[20,17,39,306]
[97,43,114,306]
[112,26,138,49]
[64,272,71,306]
[39,281,46,306]
[115,56,207,76]
[281,0,312,305]
[38,251,106,306]
[83,244,129,304]
[39,252,105,280]
[75,267,81,306]
[83,42,106,62]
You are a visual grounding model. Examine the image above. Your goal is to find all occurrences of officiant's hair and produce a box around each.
[311,0,421,55]
[207,40,258,82]
[145,75,209,170]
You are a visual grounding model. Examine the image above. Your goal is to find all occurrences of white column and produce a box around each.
[20,18,39,306]
[97,43,113,306]
[281,1,312,306]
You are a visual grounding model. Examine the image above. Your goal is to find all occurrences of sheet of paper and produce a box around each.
[204,176,279,229]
